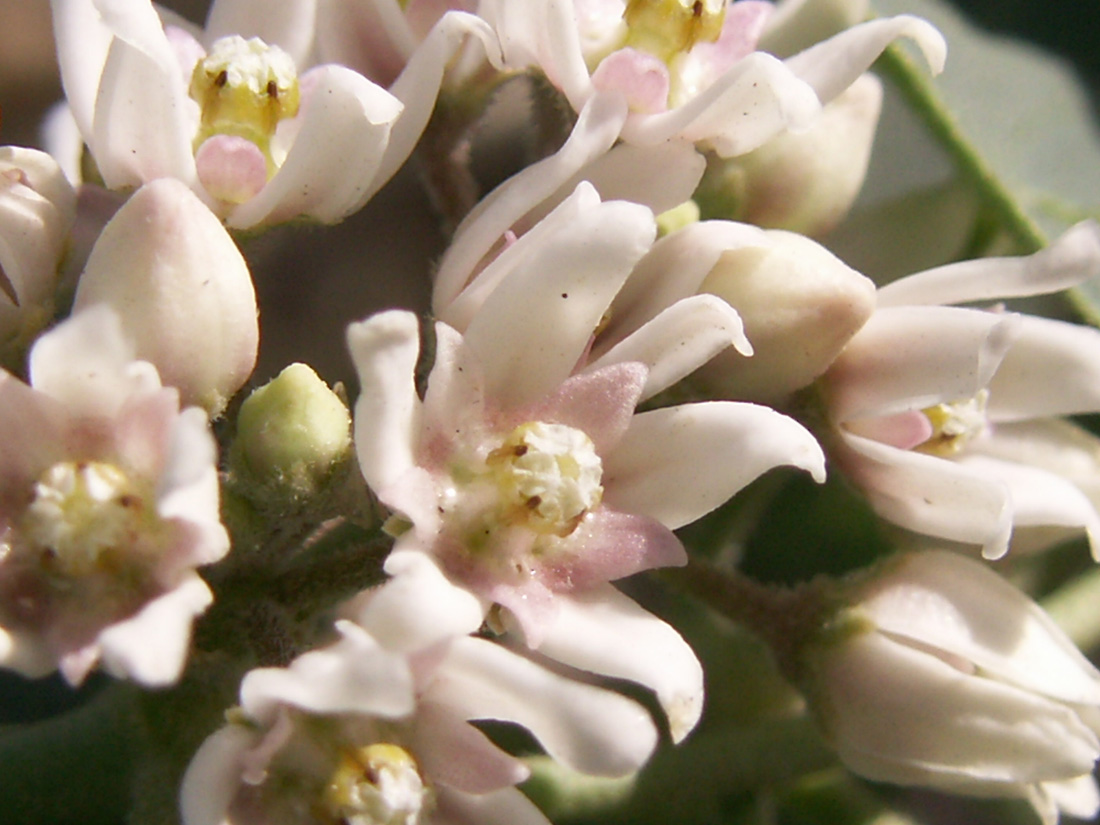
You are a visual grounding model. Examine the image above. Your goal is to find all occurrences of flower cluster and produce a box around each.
[1,1,1100,824]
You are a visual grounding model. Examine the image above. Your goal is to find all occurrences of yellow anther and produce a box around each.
[623,0,727,63]
[917,390,989,456]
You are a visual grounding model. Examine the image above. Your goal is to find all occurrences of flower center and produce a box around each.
[19,461,153,579]
[486,422,604,537]
[189,35,300,167]
[622,0,727,63]
[321,743,430,825]
[916,390,989,456]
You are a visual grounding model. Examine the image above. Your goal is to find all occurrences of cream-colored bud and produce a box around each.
[695,229,875,404]
[73,178,258,416]
[232,363,352,498]
[697,74,882,237]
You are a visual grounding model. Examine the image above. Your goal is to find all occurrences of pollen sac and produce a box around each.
[189,35,301,157]
[487,421,604,537]
[623,0,728,63]
[917,390,990,456]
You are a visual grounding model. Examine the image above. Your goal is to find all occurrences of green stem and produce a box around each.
[876,45,1047,256]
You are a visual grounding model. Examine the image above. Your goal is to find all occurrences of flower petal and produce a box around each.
[836,432,1012,556]
[435,786,553,825]
[428,636,658,776]
[96,573,213,686]
[227,65,402,228]
[241,620,415,721]
[412,701,530,794]
[347,310,423,494]
[603,401,826,529]
[433,92,629,313]
[877,221,1100,308]
[535,585,704,743]
[825,306,1020,422]
[785,15,945,105]
[50,0,116,140]
[587,294,750,402]
[179,725,256,825]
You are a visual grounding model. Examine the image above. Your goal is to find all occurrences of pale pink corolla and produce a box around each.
[0,147,77,364]
[477,0,944,157]
[49,0,404,229]
[0,306,228,686]
[823,221,1100,559]
[181,598,658,825]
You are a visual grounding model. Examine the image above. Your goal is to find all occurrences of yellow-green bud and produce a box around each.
[233,363,351,498]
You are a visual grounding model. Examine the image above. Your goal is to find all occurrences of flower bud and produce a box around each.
[793,551,1100,822]
[231,363,352,499]
[73,178,258,416]
[693,229,875,404]
[0,147,77,366]
[696,74,882,237]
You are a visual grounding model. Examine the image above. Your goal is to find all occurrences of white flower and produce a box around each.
[797,550,1100,825]
[49,0,403,228]
[0,306,227,686]
[181,611,658,825]
[823,221,1100,559]
[347,219,825,742]
[0,147,77,366]
[477,0,943,157]
[72,178,258,416]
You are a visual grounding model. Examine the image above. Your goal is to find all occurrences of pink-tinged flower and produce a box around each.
[181,604,658,825]
[0,147,77,367]
[347,258,824,743]
[477,0,943,157]
[49,0,403,229]
[795,550,1100,825]
[0,306,228,686]
[72,178,258,417]
[822,221,1100,559]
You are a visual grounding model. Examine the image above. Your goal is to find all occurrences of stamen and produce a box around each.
[321,743,430,825]
[917,390,990,456]
[622,0,727,63]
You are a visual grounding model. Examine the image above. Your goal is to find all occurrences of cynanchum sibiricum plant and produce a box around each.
[1,2,1100,825]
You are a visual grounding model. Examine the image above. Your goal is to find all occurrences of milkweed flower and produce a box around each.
[347,178,825,740]
[181,602,658,825]
[0,147,77,367]
[793,550,1100,825]
[477,0,943,157]
[0,306,228,686]
[49,0,403,229]
[822,221,1100,558]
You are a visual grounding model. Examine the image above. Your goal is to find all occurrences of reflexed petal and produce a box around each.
[552,509,686,587]
[622,52,821,156]
[536,585,704,743]
[347,310,423,493]
[988,315,1100,421]
[226,65,402,228]
[600,220,767,350]
[603,401,825,529]
[958,454,1100,560]
[434,93,629,313]
[587,294,750,401]
[837,432,1012,556]
[785,15,945,104]
[360,550,486,651]
[826,307,1020,422]
[0,372,69,496]
[412,701,530,794]
[50,0,116,138]
[368,11,503,204]
[428,636,658,776]
[96,574,212,686]
[821,632,1099,785]
[180,725,256,825]
[1039,774,1100,821]
[241,620,415,720]
[460,188,655,408]
[878,221,1100,308]
[205,0,318,65]
[864,551,1100,707]
[420,322,488,464]
[92,25,197,189]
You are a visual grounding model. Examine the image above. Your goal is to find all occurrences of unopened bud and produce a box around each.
[232,363,352,499]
